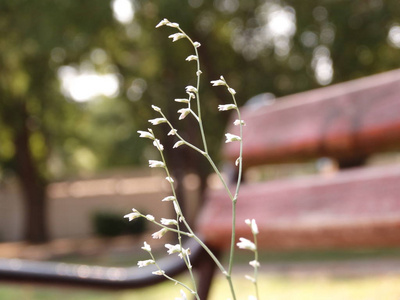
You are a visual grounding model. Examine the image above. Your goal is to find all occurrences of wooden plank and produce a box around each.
[197,165,400,250]
[225,69,400,167]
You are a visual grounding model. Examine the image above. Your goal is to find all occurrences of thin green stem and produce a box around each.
[177,26,208,154]
[150,252,200,300]
[253,233,260,300]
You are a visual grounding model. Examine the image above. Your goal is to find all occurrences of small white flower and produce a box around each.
[233,119,246,126]
[235,157,241,167]
[193,41,201,48]
[148,118,167,125]
[155,18,170,28]
[196,70,202,76]
[161,196,176,202]
[152,270,165,275]
[153,139,164,151]
[185,85,198,93]
[185,55,198,61]
[245,219,259,235]
[173,141,185,148]
[124,208,141,221]
[152,228,168,239]
[137,259,155,268]
[178,247,191,259]
[211,79,226,86]
[165,243,181,255]
[237,237,256,251]
[141,241,151,252]
[168,33,186,42]
[177,108,191,120]
[218,104,237,111]
[166,22,179,28]
[161,218,178,226]
[228,87,236,95]
[173,201,182,215]
[151,105,161,112]
[137,130,154,139]
[174,98,189,103]
[249,260,260,268]
[145,214,155,221]
[225,133,242,143]
[245,275,256,283]
[168,129,178,135]
[165,176,174,183]
[187,92,195,99]
[149,160,165,168]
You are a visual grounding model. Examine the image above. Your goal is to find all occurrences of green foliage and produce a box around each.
[92,211,147,237]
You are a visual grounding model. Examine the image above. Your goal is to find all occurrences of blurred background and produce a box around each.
[1,0,400,264]
[2,0,400,298]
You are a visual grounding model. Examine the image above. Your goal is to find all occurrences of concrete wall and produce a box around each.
[0,171,201,242]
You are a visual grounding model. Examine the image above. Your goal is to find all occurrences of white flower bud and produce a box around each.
[165,176,174,183]
[235,157,241,167]
[145,214,155,221]
[187,92,195,99]
[153,139,164,151]
[152,270,165,275]
[174,98,189,103]
[210,79,226,86]
[124,208,141,221]
[196,70,202,76]
[173,141,185,148]
[185,85,198,93]
[233,119,246,126]
[149,160,165,168]
[225,133,242,143]
[161,218,178,226]
[228,87,236,95]
[155,18,170,28]
[141,241,151,252]
[137,130,154,139]
[168,33,186,42]
[173,201,182,215]
[168,129,178,135]
[237,237,256,251]
[249,260,260,268]
[177,108,191,120]
[148,118,167,125]
[152,228,168,239]
[137,259,155,267]
[165,243,181,255]
[161,196,176,202]
[166,22,179,28]
[151,105,161,112]
[245,275,256,283]
[218,104,237,111]
[193,41,201,48]
[185,55,198,61]
[245,219,259,235]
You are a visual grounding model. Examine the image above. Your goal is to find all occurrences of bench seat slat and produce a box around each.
[225,69,400,167]
[197,165,400,250]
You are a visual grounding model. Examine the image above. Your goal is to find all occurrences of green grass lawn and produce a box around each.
[2,248,400,299]
[1,273,400,300]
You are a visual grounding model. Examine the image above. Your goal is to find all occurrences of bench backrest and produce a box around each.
[225,69,400,168]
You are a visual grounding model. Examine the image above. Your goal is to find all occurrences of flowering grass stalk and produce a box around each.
[125,18,259,300]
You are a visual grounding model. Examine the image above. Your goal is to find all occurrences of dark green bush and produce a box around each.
[92,211,147,237]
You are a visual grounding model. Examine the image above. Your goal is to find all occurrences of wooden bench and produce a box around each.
[1,69,400,299]
[194,68,400,297]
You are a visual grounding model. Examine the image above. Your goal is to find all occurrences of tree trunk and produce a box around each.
[13,107,48,243]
